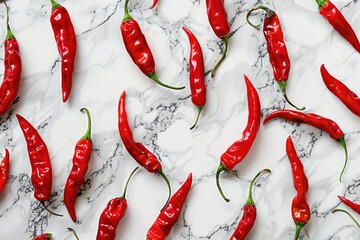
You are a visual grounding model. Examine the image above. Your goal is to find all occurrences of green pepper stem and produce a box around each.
[148,72,185,90]
[190,106,203,130]
[338,136,348,182]
[46,233,52,239]
[159,170,172,210]
[80,108,92,141]
[50,0,61,10]
[123,0,133,21]
[316,0,328,9]
[293,223,305,240]
[216,162,230,202]
[67,228,79,240]
[245,169,271,205]
[41,201,63,217]
[4,2,14,40]
[332,208,360,227]
[246,5,275,30]
[211,36,229,78]
[278,81,305,111]
[121,167,139,199]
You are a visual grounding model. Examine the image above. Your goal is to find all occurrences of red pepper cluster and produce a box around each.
[1,0,360,239]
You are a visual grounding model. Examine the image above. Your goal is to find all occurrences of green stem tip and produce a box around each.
[50,0,61,10]
[246,5,275,30]
[41,201,63,217]
[211,36,229,78]
[4,2,14,40]
[67,228,80,240]
[293,223,305,240]
[338,136,348,182]
[316,0,328,9]
[245,168,271,205]
[332,208,360,228]
[148,72,185,90]
[216,162,230,202]
[190,106,203,130]
[159,170,172,210]
[122,0,133,21]
[278,81,305,111]
[121,167,139,199]
[80,108,92,141]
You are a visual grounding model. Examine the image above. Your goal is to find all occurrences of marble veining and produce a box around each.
[0,0,360,239]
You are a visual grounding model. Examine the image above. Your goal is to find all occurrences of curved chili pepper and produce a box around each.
[146,173,192,240]
[64,108,92,222]
[246,6,305,111]
[96,167,138,240]
[216,75,260,202]
[338,196,360,214]
[182,26,206,130]
[321,64,360,116]
[230,169,271,240]
[150,0,158,9]
[118,91,171,207]
[121,0,184,90]
[0,148,9,194]
[32,233,52,240]
[332,208,360,227]
[263,110,348,181]
[50,0,77,103]
[16,114,63,217]
[286,136,311,240]
[206,0,230,77]
[316,0,360,52]
[0,3,22,116]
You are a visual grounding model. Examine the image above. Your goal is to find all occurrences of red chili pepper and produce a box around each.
[118,91,171,207]
[316,0,360,52]
[230,169,271,240]
[216,75,260,202]
[121,0,184,90]
[286,136,311,240]
[332,208,360,227]
[32,233,52,240]
[0,3,22,116]
[146,173,192,240]
[96,167,138,240]
[64,108,92,222]
[246,6,305,111]
[338,196,360,215]
[182,26,206,130]
[206,0,230,77]
[50,0,77,103]
[16,114,62,217]
[263,110,348,181]
[0,148,9,194]
[320,64,360,116]
[150,0,158,9]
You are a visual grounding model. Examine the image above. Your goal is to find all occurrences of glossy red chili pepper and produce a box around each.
[0,3,22,116]
[50,0,77,103]
[64,108,92,222]
[146,173,192,240]
[150,0,158,9]
[16,114,62,217]
[286,137,311,240]
[316,0,360,52]
[321,64,360,116]
[247,6,304,111]
[332,208,360,227]
[216,75,260,202]
[338,196,360,215]
[96,167,138,240]
[206,0,230,77]
[263,110,348,181]
[182,26,206,130]
[32,233,52,240]
[230,169,271,240]
[118,91,171,207]
[0,148,9,194]
[121,0,184,90]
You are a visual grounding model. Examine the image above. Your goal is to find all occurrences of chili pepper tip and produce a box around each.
[41,201,63,217]
[338,136,348,182]
[122,0,133,22]
[150,0,158,9]
[4,2,14,40]
[80,108,92,141]
[50,0,61,11]
[190,107,203,130]
[210,36,229,78]
[215,163,230,202]
[159,170,172,210]
[332,208,360,228]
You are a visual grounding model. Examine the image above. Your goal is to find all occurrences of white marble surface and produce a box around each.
[0,0,360,239]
